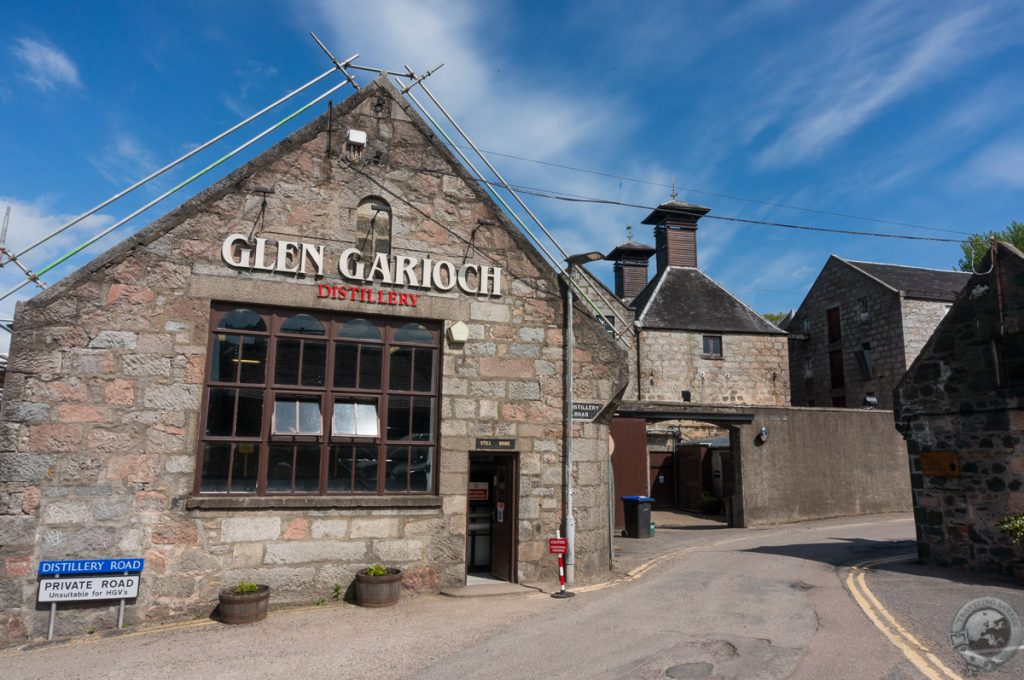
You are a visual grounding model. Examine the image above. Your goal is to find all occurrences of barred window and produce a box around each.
[197,304,440,496]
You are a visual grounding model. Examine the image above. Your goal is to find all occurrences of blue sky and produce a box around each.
[2,0,1023,351]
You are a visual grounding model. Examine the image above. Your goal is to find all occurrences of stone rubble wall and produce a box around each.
[0,80,628,643]
[895,246,1024,575]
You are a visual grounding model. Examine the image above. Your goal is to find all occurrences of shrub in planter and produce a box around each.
[219,580,270,624]
[355,565,402,608]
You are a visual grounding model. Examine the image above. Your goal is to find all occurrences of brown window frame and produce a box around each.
[195,303,441,496]
[826,306,842,343]
[702,334,723,358]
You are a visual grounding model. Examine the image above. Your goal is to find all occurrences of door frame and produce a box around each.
[466,451,519,583]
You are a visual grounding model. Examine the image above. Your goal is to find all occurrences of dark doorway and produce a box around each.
[649,450,675,508]
[676,444,712,512]
[466,452,518,582]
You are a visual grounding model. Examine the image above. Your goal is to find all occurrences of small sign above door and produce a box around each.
[475,437,516,451]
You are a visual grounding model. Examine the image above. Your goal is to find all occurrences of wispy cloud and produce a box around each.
[88,132,159,187]
[11,37,81,92]
[754,2,1021,168]
[221,60,280,118]
[964,137,1024,189]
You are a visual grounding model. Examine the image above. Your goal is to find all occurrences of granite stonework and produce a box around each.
[0,77,628,642]
[638,330,789,405]
[789,256,960,409]
[894,242,1024,576]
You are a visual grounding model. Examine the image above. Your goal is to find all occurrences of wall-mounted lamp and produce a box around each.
[446,321,469,344]
[757,426,769,443]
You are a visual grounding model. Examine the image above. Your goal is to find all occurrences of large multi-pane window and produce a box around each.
[197,304,440,495]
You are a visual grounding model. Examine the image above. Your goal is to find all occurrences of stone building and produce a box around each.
[607,201,790,407]
[590,201,790,518]
[894,241,1024,576]
[786,256,969,409]
[0,76,628,642]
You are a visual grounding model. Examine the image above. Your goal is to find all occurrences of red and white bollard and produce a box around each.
[549,531,575,599]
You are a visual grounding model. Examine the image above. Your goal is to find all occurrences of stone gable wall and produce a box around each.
[788,259,906,408]
[638,330,789,405]
[0,82,627,642]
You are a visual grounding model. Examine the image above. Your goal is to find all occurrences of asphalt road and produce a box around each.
[4,514,1020,679]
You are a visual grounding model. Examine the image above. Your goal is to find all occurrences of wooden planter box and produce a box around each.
[219,585,270,624]
[355,568,403,607]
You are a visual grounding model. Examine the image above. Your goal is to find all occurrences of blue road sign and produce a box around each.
[38,558,144,576]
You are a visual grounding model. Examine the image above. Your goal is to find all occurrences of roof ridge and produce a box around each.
[845,258,970,275]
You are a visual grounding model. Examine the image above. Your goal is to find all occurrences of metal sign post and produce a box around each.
[549,531,574,599]
[37,558,144,640]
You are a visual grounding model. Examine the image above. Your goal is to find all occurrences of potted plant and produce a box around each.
[218,579,270,624]
[354,564,402,608]
[997,513,1024,581]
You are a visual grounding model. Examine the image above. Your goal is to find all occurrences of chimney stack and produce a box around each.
[642,200,710,272]
[605,236,655,305]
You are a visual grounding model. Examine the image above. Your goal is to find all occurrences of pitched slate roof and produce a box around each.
[842,259,970,301]
[633,266,786,334]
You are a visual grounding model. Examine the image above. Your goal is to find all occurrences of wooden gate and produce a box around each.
[610,417,648,530]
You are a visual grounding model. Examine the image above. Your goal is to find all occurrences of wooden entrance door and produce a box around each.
[489,453,517,581]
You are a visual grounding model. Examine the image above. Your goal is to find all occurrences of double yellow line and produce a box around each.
[845,554,961,680]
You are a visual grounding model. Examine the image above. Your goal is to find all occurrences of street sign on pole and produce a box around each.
[38,575,140,603]
[548,537,568,554]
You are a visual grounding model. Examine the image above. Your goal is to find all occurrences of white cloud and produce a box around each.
[754,2,1021,168]
[297,0,644,272]
[11,37,81,91]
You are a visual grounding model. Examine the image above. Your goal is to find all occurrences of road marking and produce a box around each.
[845,554,962,680]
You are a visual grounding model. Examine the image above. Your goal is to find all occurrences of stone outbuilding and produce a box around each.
[605,201,790,407]
[0,76,628,642]
[786,256,969,409]
[894,241,1024,575]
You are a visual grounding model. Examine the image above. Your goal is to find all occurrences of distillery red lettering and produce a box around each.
[316,284,418,308]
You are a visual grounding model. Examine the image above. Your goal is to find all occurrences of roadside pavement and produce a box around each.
[5,512,1023,679]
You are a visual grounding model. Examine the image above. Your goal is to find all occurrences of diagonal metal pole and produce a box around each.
[7,66,346,265]
[413,79,570,262]
[397,82,565,276]
[0,77,355,304]
[309,33,360,91]
[400,73,634,342]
